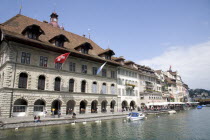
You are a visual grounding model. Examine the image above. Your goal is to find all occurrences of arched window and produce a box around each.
[92,81,97,93]
[111,84,115,94]
[38,75,45,90]
[54,77,61,91]
[69,79,74,92]
[81,80,86,92]
[101,83,107,94]
[18,73,28,88]
[13,99,28,115]
[34,99,45,112]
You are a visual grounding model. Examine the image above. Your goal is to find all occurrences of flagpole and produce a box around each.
[19,0,23,14]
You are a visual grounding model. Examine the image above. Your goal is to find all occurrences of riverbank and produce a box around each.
[0,112,129,130]
[0,109,185,130]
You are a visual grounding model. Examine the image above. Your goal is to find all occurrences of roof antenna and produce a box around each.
[19,0,23,14]
[88,29,91,39]
[108,40,110,49]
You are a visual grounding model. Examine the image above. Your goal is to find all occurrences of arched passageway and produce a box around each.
[110,100,116,112]
[101,100,107,113]
[51,100,61,115]
[91,100,98,113]
[66,100,75,114]
[130,101,136,110]
[80,100,87,114]
[122,101,128,111]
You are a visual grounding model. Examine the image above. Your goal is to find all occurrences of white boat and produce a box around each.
[168,110,176,114]
[127,112,145,121]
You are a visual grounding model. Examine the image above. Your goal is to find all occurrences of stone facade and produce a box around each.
[0,41,118,117]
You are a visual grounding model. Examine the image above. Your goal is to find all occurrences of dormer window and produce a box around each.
[81,47,89,54]
[55,40,64,47]
[49,34,69,47]
[114,57,125,65]
[105,55,111,60]
[124,61,135,68]
[75,42,93,54]
[22,24,45,40]
[98,49,115,60]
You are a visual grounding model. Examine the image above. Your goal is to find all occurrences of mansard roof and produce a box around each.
[0,14,120,66]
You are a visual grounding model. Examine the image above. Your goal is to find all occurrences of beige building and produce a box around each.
[0,13,120,117]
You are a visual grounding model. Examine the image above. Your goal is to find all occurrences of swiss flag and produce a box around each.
[54,53,70,63]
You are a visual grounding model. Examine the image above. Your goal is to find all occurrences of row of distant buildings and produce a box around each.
[0,12,189,118]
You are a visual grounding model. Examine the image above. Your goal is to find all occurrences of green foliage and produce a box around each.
[189,89,210,97]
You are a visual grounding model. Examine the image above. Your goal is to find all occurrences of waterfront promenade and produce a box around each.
[0,108,184,130]
[0,112,129,129]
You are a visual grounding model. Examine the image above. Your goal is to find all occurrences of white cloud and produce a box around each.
[139,41,210,90]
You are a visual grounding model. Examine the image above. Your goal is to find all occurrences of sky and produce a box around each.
[0,0,210,89]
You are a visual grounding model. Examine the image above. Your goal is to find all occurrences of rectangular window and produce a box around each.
[21,52,31,64]
[126,71,128,76]
[55,63,62,70]
[13,106,26,112]
[34,105,44,112]
[40,56,48,67]
[92,67,97,75]
[82,64,87,74]
[111,71,115,78]
[69,62,76,72]
[102,69,107,77]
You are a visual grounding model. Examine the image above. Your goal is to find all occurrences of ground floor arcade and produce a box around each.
[0,89,118,117]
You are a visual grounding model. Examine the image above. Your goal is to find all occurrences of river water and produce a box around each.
[0,107,210,140]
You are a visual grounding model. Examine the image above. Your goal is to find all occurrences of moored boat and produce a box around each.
[127,112,145,121]
[168,110,176,114]
[197,105,202,109]
[206,104,210,107]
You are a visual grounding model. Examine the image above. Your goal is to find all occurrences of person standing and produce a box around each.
[44,109,47,117]
[58,110,61,118]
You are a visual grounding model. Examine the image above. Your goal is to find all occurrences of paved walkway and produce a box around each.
[0,112,129,124]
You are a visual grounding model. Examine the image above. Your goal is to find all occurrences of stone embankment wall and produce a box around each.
[0,115,126,130]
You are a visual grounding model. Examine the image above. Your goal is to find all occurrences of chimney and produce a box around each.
[83,34,86,38]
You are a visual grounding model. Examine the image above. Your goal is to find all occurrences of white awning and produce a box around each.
[146,102,169,106]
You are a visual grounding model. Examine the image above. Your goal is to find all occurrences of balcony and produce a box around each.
[125,83,136,89]
[162,92,170,98]
[145,81,154,88]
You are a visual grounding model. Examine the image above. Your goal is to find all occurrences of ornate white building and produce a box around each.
[115,58,139,111]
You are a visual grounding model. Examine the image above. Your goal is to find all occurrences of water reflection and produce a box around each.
[1,108,210,140]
